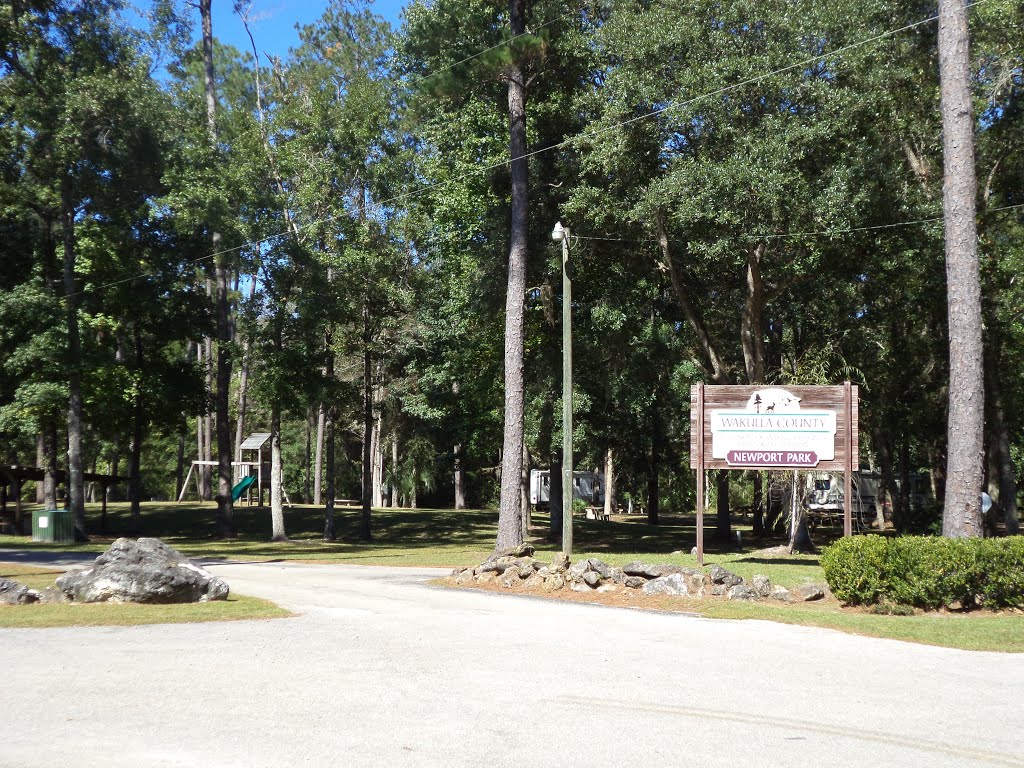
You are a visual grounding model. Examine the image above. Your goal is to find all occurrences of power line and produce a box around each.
[71,0,1002,298]
[572,203,1024,246]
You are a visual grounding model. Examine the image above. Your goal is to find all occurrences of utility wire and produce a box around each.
[571,203,1024,246]
[70,0,1003,298]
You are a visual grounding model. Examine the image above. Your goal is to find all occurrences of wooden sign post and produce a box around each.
[689,383,859,566]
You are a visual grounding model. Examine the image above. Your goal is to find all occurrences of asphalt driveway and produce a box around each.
[1,558,1022,768]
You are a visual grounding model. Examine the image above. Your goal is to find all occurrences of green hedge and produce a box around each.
[820,535,1024,610]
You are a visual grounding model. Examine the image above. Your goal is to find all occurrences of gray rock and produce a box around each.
[751,574,772,598]
[453,569,475,585]
[610,567,626,584]
[536,566,551,578]
[523,574,544,589]
[622,561,654,577]
[623,562,688,579]
[570,582,593,593]
[499,567,522,587]
[551,552,570,573]
[568,560,590,580]
[711,584,727,596]
[514,556,538,573]
[623,576,647,589]
[582,571,602,588]
[56,538,228,604]
[476,571,497,584]
[727,585,758,601]
[641,572,704,597]
[770,585,792,602]
[794,583,827,602]
[543,575,565,591]
[596,584,618,593]
[0,579,39,605]
[35,587,66,604]
[587,559,611,579]
[709,565,743,587]
[690,547,698,556]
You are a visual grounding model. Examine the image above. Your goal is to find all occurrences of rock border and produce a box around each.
[447,547,830,604]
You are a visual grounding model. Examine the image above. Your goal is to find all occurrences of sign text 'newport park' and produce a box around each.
[710,389,837,469]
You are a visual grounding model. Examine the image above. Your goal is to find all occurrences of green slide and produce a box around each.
[231,474,257,502]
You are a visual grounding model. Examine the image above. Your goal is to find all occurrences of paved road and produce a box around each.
[1,559,1022,768]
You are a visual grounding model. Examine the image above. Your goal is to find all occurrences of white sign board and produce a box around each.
[710,388,837,468]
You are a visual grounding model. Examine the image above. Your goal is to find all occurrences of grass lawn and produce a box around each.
[0,563,290,629]
[1,501,1021,650]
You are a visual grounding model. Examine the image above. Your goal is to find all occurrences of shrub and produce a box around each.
[821,535,1024,610]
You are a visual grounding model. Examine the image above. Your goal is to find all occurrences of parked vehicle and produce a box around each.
[801,470,933,530]
[529,469,604,510]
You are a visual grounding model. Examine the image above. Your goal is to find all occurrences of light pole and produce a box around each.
[552,221,572,555]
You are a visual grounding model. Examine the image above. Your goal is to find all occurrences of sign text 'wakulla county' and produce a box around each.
[710,388,837,468]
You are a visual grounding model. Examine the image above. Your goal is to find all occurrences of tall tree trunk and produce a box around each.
[324,405,336,540]
[656,213,731,385]
[752,472,765,536]
[603,447,615,519]
[938,0,984,538]
[897,436,911,530]
[410,459,418,509]
[495,0,529,552]
[35,433,45,503]
[520,441,530,540]
[61,176,86,540]
[984,346,1019,534]
[740,243,767,384]
[716,469,731,543]
[360,308,373,541]
[234,278,258,461]
[391,434,400,508]
[454,443,466,510]
[43,423,58,510]
[787,471,815,553]
[648,413,660,525]
[204,338,214,500]
[872,425,898,529]
[270,403,287,541]
[128,323,144,533]
[175,426,185,502]
[314,404,325,505]
[305,407,314,503]
[109,435,121,503]
[549,455,563,537]
[371,389,383,509]
[196,341,209,500]
[199,0,234,537]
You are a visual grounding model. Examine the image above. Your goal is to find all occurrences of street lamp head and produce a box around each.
[551,221,565,242]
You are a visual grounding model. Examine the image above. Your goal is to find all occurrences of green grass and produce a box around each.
[2,501,1021,650]
[0,563,291,629]
[672,598,1024,653]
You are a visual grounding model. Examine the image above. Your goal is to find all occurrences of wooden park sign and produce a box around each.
[689,383,859,566]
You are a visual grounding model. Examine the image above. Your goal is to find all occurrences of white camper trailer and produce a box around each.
[529,469,604,510]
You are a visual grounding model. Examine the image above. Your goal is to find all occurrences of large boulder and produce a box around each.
[56,538,229,604]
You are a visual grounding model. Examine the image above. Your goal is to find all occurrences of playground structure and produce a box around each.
[177,432,291,507]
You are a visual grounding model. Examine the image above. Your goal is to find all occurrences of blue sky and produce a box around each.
[137,1,409,60]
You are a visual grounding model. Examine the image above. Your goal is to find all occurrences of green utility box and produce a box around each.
[32,509,75,544]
